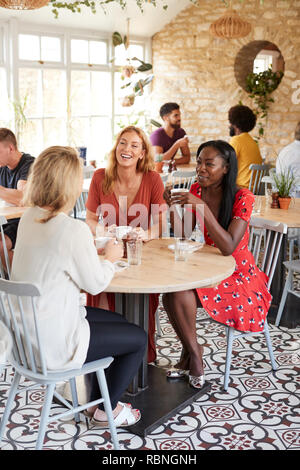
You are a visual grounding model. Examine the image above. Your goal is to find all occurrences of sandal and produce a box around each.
[91,402,141,428]
[166,368,189,379]
[83,401,132,419]
[189,374,205,389]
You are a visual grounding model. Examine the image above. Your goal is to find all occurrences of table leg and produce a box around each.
[63,290,211,436]
[125,294,141,394]
[138,294,149,390]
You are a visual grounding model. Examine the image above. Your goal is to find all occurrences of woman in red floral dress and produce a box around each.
[163,140,272,389]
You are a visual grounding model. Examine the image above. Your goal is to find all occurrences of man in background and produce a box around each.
[150,102,191,165]
[228,105,262,188]
[276,121,300,178]
[0,128,34,268]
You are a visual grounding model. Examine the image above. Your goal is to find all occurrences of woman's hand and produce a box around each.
[170,191,204,209]
[163,186,172,206]
[104,239,123,263]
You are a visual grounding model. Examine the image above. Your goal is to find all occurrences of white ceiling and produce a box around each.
[0,0,192,37]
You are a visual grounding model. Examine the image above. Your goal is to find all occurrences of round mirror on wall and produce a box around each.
[234,40,285,91]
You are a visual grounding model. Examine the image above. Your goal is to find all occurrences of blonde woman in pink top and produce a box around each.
[85,126,167,363]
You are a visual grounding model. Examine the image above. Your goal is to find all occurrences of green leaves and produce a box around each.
[132,57,153,73]
[272,169,297,197]
[133,74,154,95]
[245,68,284,140]
[112,31,123,47]
[150,119,162,128]
[246,69,283,97]
[49,0,186,17]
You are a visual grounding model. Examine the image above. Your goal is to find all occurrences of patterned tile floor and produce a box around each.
[0,303,300,451]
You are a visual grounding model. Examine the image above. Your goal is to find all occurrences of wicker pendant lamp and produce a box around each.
[210,7,252,39]
[0,0,49,9]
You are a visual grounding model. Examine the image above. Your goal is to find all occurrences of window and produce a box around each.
[71,38,107,65]
[253,53,273,73]
[114,42,145,66]
[0,26,11,128]
[18,68,67,156]
[69,70,112,159]
[6,24,149,165]
[19,33,62,63]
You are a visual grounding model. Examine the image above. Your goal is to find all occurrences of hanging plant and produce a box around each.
[112,29,154,107]
[245,68,284,139]
[49,0,286,18]
[49,0,199,18]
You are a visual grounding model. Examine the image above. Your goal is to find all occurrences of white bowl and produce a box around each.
[95,236,111,250]
[115,226,132,241]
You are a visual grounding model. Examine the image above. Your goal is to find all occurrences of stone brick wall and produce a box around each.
[150,0,300,163]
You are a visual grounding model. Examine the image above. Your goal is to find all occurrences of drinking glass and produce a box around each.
[174,238,190,261]
[253,197,262,215]
[265,186,273,207]
[127,240,142,266]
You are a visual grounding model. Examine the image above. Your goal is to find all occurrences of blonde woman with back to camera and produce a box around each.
[11,146,146,428]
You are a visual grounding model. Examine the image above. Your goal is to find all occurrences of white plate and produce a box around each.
[168,243,204,253]
[114,260,129,272]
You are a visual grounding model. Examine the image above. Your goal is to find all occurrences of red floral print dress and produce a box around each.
[190,184,272,332]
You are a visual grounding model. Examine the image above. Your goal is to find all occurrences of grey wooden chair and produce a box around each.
[248,163,270,195]
[74,191,88,221]
[223,218,287,390]
[275,259,300,326]
[0,279,120,450]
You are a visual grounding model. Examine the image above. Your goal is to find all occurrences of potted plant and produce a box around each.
[154,154,164,173]
[272,169,297,209]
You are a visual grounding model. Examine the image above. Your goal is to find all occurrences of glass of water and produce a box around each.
[253,197,262,215]
[127,240,142,266]
[174,238,190,261]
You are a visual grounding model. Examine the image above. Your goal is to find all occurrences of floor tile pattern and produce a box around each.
[0,301,299,451]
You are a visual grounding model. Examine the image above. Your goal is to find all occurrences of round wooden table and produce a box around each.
[0,206,27,220]
[105,238,235,294]
[104,238,235,436]
[253,196,300,228]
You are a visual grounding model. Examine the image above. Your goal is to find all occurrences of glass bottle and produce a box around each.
[96,212,105,237]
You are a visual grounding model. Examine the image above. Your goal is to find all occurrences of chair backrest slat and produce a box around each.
[17,296,38,373]
[31,297,47,376]
[267,233,283,289]
[160,173,168,186]
[0,293,21,364]
[5,294,29,368]
[248,164,270,195]
[0,279,46,376]
[172,170,196,190]
[0,216,10,278]
[249,217,287,289]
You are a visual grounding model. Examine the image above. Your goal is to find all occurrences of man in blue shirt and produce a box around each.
[0,128,34,269]
[150,102,191,165]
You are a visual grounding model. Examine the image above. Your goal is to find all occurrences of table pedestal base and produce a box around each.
[122,365,211,437]
[62,366,211,437]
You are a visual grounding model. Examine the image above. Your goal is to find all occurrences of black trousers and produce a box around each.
[84,307,147,410]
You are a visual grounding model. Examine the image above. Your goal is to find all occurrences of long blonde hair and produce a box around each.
[23,146,82,223]
[103,126,155,194]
